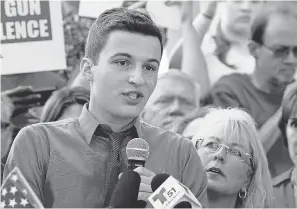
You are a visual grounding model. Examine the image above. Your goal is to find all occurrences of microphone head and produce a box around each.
[109,170,141,208]
[151,173,170,192]
[174,201,192,208]
[126,138,150,161]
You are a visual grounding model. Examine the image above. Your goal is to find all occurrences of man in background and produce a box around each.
[142,70,200,131]
[210,6,297,178]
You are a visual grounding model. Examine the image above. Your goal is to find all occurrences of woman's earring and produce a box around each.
[239,188,247,199]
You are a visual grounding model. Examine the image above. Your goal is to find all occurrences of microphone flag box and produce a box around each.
[148,176,202,209]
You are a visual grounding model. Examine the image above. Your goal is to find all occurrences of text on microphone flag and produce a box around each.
[1,167,44,208]
[148,176,187,209]
[148,176,202,209]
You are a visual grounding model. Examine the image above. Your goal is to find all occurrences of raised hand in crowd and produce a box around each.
[1,86,41,124]
[168,0,218,98]
[1,86,42,163]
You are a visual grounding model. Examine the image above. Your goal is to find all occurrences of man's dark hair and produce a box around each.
[84,7,164,64]
[251,6,297,45]
[279,82,297,147]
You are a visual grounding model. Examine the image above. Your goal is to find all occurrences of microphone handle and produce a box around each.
[128,159,145,170]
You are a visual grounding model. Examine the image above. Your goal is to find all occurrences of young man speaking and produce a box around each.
[3,8,208,208]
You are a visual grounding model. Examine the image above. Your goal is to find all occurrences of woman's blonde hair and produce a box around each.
[193,107,274,208]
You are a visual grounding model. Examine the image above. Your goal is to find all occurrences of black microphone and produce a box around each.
[109,170,141,208]
[151,173,170,192]
[174,201,192,208]
[126,138,150,169]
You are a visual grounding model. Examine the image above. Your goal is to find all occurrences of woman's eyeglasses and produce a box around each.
[195,139,255,170]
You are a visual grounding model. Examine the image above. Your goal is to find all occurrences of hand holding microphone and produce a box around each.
[134,167,155,201]
[109,170,141,208]
[126,138,155,201]
[111,138,154,207]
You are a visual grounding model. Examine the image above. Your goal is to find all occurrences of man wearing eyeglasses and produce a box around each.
[209,5,297,178]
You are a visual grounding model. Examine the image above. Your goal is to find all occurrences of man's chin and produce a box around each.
[117,105,143,119]
[270,78,292,91]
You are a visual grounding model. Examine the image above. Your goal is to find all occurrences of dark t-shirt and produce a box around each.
[209,73,293,177]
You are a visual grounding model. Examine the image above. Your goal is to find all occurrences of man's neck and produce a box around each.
[251,70,285,94]
[207,189,238,208]
[88,100,135,133]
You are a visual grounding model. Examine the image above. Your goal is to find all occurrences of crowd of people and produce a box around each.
[1,0,297,208]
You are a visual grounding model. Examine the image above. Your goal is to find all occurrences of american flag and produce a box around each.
[1,167,44,208]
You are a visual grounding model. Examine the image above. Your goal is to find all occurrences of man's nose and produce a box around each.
[128,65,145,86]
[241,1,251,12]
[169,99,184,115]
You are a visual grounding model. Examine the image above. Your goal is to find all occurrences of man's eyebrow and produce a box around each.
[147,58,160,66]
[152,95,173,105]
[110,53,132,59]
[110,53,160,65]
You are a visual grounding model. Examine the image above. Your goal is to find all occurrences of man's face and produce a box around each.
[87,30,162,121]
[255,15,297,91]
[144,77,198,130]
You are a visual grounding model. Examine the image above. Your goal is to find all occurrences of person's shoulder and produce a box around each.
[31,118,78,129]
[272,167,294,187]
[140,121,192,148]
[24,118,79,138]
[141,121,188,140]
[214,73,250,87]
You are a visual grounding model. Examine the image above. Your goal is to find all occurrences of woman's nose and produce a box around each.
[213,146,227,163]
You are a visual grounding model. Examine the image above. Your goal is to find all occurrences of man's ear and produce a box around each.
[248,41,261,59]
[80,58,94,81]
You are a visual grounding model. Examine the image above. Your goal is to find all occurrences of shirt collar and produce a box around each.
[79,104,143,144]
[272,166,295,186]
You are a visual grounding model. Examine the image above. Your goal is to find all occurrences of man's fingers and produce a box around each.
[11,94,41,104]
[4,86,33,97]
[138,191,151,202]
[140,175,153,185]
[13,103,40,117]
[134,167,156,177]
[139,183,152,193]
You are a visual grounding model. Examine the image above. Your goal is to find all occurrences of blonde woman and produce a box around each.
[274,81,297,208]
[169,0,264,98]
[192,108,274,208]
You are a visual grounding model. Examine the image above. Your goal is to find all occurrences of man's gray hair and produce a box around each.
[157,69,201,105]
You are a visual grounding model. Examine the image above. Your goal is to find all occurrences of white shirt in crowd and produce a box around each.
[201,32,255,86]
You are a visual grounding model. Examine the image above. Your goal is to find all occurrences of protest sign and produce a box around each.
[1,0,66,75]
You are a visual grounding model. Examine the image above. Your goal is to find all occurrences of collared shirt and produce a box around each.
[3,104,208,208]
[273,167,296,208]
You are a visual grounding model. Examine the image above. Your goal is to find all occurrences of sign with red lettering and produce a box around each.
[1,0,52,44]
[1,0,66,75]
